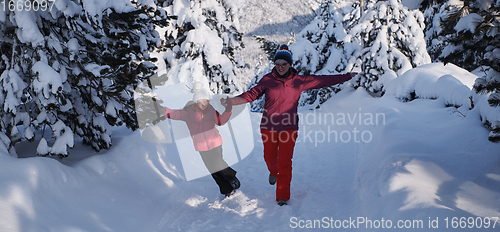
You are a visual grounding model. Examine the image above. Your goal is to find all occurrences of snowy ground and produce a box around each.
[2,0,500,232]
[3,62,500,231]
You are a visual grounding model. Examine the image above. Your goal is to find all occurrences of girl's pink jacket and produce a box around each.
[163,103,231,151]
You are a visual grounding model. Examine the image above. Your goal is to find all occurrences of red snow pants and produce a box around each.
[261,129,298,201]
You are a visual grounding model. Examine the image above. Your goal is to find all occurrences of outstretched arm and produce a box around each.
[150,101,188,121]
[221,80,267,107]
[300,72,357,91]
[163,107,188,120]
[221,96,247,107]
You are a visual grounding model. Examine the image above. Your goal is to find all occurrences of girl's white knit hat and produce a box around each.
[192,82,211,102]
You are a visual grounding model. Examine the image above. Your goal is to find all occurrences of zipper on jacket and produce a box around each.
[203,129,210,150]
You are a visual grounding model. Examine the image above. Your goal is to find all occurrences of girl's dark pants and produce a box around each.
[199,145,236,195]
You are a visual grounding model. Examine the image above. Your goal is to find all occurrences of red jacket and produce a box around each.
[232,67,352,131]
[163,103,231,151]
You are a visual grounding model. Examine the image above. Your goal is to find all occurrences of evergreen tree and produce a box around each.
[161,0,245,94]
[350,0,431,95]
[291,0,360,109]
[439,0,499,72]
[428,0,500,142]
[474,66,500,142]
[488,120,500,142]
[421,0,462,62]
[421,0,500,71]
[0,0,171,157]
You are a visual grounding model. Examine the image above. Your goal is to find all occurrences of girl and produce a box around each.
[155,83,240,197]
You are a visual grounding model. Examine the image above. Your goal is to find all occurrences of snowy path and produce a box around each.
[145,89,375,231]
[146,116,362,231]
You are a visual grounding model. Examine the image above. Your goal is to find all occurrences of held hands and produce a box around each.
[221,97,233,112]
[220,97,228,106]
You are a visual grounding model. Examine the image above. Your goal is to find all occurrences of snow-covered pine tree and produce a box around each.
[0,0,171,157]
[161,0,245,94]
[0,2,82,157]
[421,0,463,62]
[473,66,500,142]
[63,4,171,153]
[438,0,499,72]
[430,0,500,142]
[474,66,500,143]
[350,0,431,96]
[344,0,364,31]
[291,0,360,109]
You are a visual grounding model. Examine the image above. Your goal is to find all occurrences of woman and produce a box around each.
[155,83,240,197]
[222,44,356,205]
